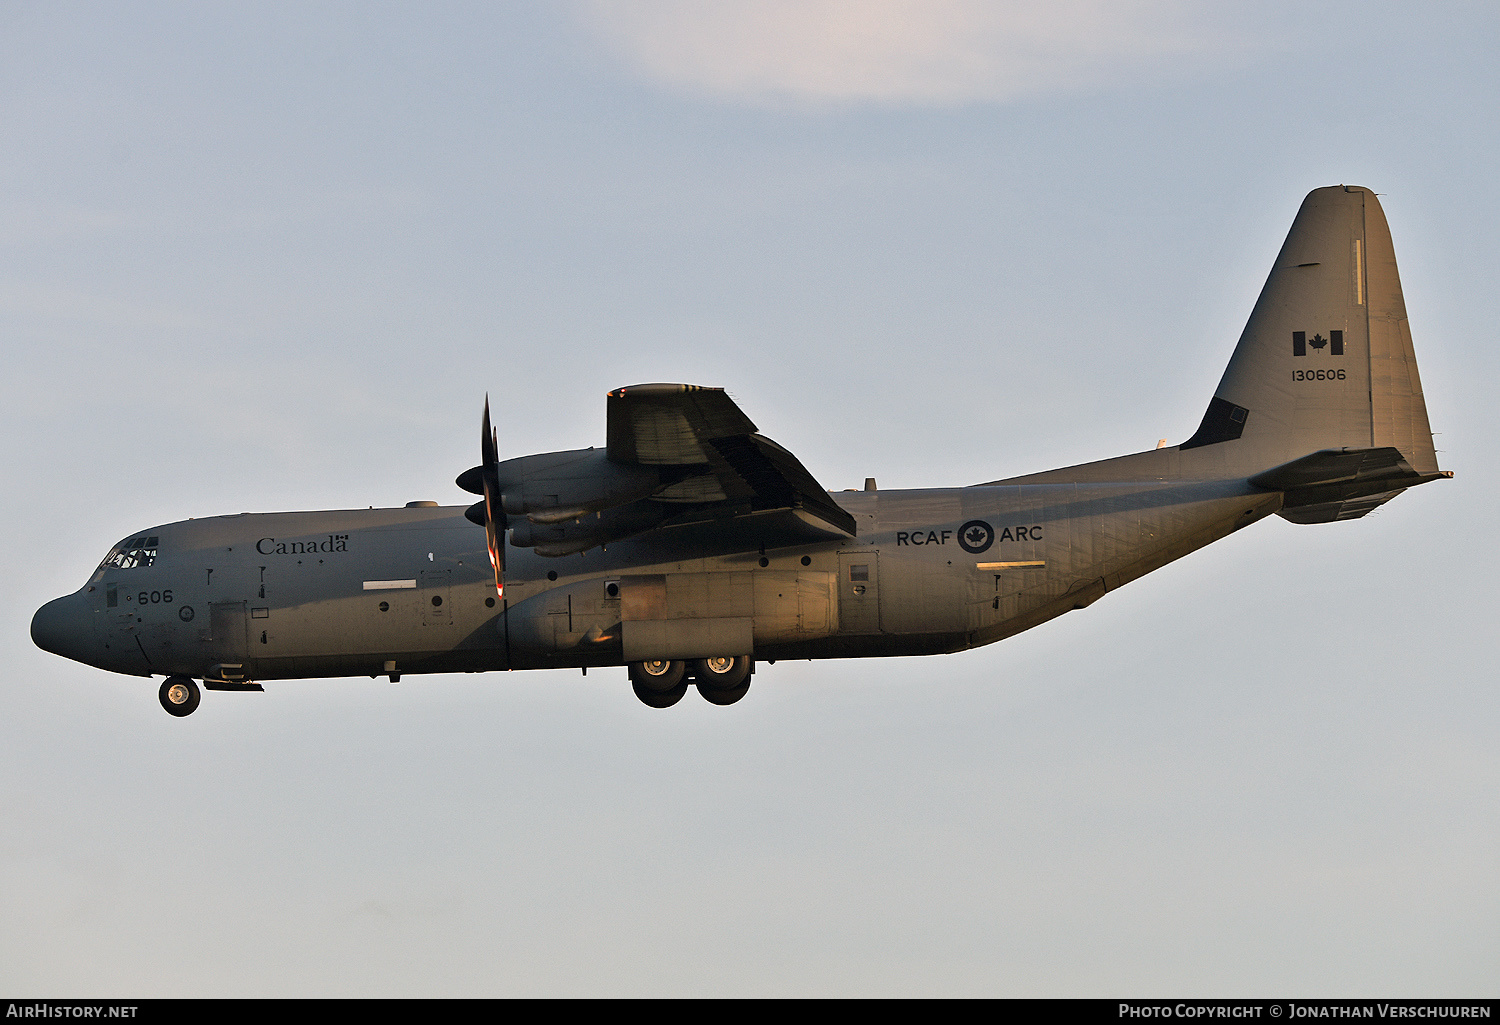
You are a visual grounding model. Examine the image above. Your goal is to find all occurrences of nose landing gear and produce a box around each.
[158,675,201,717]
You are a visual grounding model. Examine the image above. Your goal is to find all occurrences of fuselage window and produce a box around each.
[99,536,159,571]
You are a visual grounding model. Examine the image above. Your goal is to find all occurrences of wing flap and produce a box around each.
[709,434,857,535]
[608,383,856,538]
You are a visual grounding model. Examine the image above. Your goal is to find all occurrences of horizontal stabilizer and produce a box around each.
[1276,490,1406,524]
[1249,446,1451,523]
[1251,446,1419,491]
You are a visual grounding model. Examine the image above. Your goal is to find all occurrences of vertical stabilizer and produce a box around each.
[1181,186,1438,476]
[985,186,1446,508]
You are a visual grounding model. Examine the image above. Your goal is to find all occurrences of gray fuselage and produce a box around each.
[36,480,1281,683]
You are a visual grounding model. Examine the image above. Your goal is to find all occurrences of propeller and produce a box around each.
[480,396,507,599]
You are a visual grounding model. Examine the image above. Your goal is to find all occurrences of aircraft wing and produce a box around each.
[606,384,857,538]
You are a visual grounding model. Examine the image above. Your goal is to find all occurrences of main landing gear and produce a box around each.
[693,656,752,705]
[159,675,201,717]
[628,657,753,708]
[629,659,689,707]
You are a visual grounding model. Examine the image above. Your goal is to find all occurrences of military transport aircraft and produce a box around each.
[32,186,1450,715]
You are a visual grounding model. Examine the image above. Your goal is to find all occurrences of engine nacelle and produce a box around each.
[457,448,664,519]
[502,449,662,517]
[508,499,671,556]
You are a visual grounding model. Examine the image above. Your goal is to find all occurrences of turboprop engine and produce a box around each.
[457,446,674,557]
[506,499,673,556]
[459,448,661,519]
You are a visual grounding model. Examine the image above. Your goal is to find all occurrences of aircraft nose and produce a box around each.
[31,594,88,658]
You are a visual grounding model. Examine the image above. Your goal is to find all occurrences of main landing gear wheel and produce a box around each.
[629,659,689,708]
[159,676,201,717]
[630,659,685,690]
[632,677,689,708]
[693,656,752,706]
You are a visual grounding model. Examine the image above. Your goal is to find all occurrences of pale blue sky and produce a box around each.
[3,1,1495,996]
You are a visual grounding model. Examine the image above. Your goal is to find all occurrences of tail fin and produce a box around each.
[988,186,1449,513]
[1182,185,1439,478]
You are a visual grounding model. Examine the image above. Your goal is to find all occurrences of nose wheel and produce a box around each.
[159,676,201,717]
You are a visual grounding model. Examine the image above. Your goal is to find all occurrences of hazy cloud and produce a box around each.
[580,0,1231,106]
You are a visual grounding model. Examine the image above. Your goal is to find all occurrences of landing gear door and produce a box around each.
[837,552,881,634]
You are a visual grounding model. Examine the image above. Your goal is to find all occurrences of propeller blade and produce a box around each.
[481,396,506,599]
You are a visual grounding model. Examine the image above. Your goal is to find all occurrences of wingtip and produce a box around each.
[609,383,721,399]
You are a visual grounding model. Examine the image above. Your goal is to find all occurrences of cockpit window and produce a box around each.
[99,536,158,570]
